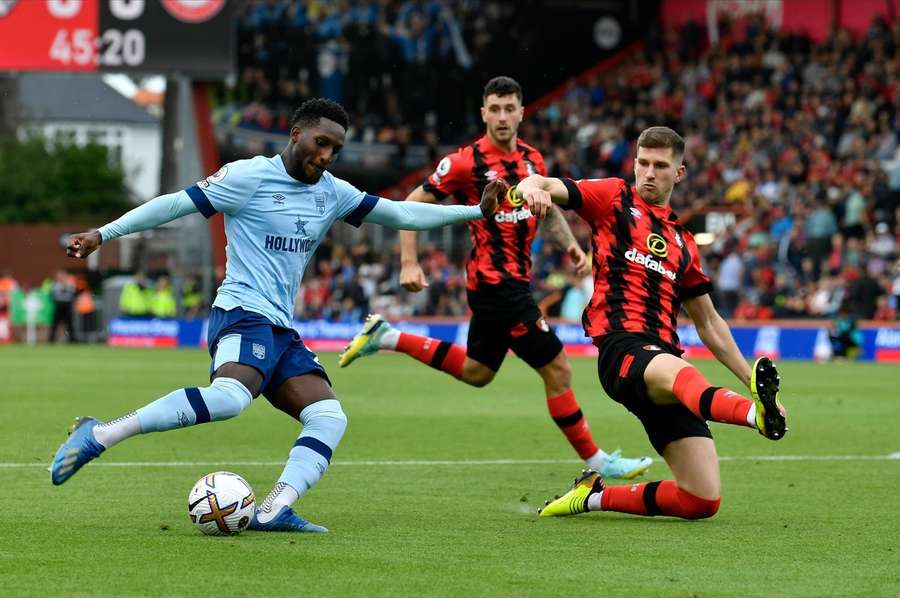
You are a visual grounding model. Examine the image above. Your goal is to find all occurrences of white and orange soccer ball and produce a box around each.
[188,471,256,536]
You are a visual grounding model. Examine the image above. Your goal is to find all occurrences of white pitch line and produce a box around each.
[2,454,899,469]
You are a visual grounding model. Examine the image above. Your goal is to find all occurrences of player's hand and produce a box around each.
[567,242,590,277]
[400,262,429,292]
[479,178,508,218]
[66,230,102,259]
[522,188,552,219]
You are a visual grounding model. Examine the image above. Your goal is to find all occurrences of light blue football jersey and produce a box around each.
[185,155,377,328]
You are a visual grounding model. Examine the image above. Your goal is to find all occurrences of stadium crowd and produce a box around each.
[0,270,201,343]
[11,11,898,329]
[289,13,900,322]
[226,0,518,144]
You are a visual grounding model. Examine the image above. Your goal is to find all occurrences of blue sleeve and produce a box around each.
[98,190,198,243]
[362,197,482,229]
[184,159,261,218]
[333,176,377,227]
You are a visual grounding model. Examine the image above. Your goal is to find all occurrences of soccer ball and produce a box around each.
[188,471,256,536]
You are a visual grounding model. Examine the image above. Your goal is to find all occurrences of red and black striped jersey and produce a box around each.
[422,135,547,291]
[560,177,712,351]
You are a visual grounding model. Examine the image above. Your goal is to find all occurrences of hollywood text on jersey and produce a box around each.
[264,234,316,254]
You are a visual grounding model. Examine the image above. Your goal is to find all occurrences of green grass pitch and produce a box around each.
[1,345,898,596]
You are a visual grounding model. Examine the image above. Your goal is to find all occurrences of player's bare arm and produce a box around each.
[538,207,589,276]
[683,293,752,387]
[513,174,569,214]
[400,185,440,292]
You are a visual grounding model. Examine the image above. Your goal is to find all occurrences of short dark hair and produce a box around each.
[290,98,350,131]
[483,76,523,102]
[637,126,685,161]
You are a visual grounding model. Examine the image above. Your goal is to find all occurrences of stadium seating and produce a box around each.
[275,13,900,322]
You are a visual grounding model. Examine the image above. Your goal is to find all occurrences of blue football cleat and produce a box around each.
[249,505,329,533]
[598,449,653,480]
[50,417,105,485]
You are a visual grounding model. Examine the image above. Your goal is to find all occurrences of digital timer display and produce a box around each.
[0,0,233,77]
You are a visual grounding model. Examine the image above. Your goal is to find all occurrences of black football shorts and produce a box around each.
[467,303,563,372]
[596,332,712,455]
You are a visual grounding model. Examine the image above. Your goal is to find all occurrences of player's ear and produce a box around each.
[480,106,487,123]
[675,163,686,183]
[290,126,302,142]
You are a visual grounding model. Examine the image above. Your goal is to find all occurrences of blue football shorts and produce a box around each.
[206,307,329,399]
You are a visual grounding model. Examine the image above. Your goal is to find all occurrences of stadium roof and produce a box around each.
[18,73,157,125]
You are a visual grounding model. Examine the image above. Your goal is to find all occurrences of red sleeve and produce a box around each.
[679,233,713,300]
[534,153,548,176]
[422,149,470,201]
[560,177,622,223]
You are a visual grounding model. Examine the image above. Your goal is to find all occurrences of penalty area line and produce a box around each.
[3,454,900,469]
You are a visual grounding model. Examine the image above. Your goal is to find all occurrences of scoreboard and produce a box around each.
[0,0,234,77]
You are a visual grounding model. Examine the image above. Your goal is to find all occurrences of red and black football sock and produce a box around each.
[672,366,753,427]
[395,332,465,380]
[546,389,599,460]
[600,480,720,520]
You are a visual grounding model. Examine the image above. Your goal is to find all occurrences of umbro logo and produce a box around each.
[273,193,286,205]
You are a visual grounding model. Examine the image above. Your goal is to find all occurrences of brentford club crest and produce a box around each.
[0,0,19,18]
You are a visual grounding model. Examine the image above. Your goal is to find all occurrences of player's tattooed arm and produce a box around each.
[539,207,577,250]
[539,207,590,276]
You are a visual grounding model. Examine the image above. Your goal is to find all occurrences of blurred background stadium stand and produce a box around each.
[0,0,898,360]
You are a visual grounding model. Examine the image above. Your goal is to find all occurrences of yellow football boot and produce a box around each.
[538,469,605,517]
[750,357,788,440]
[338,314,390,368]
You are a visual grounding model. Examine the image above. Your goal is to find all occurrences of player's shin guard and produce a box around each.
[546,389,599,460]
[134,377,252,434]
[396,332,466,379]
[600,480,720,520]
[672,367,753,427]
[275,399,347,498]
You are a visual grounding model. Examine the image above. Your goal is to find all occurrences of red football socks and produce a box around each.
[672,366,753,427]
[395,332,465,379]
[546,389,599,459]
[600,480,720,520]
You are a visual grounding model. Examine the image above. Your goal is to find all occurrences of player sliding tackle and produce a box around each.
[50,98,510,533]
[511,126,788,521]
[338,77,651,480]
